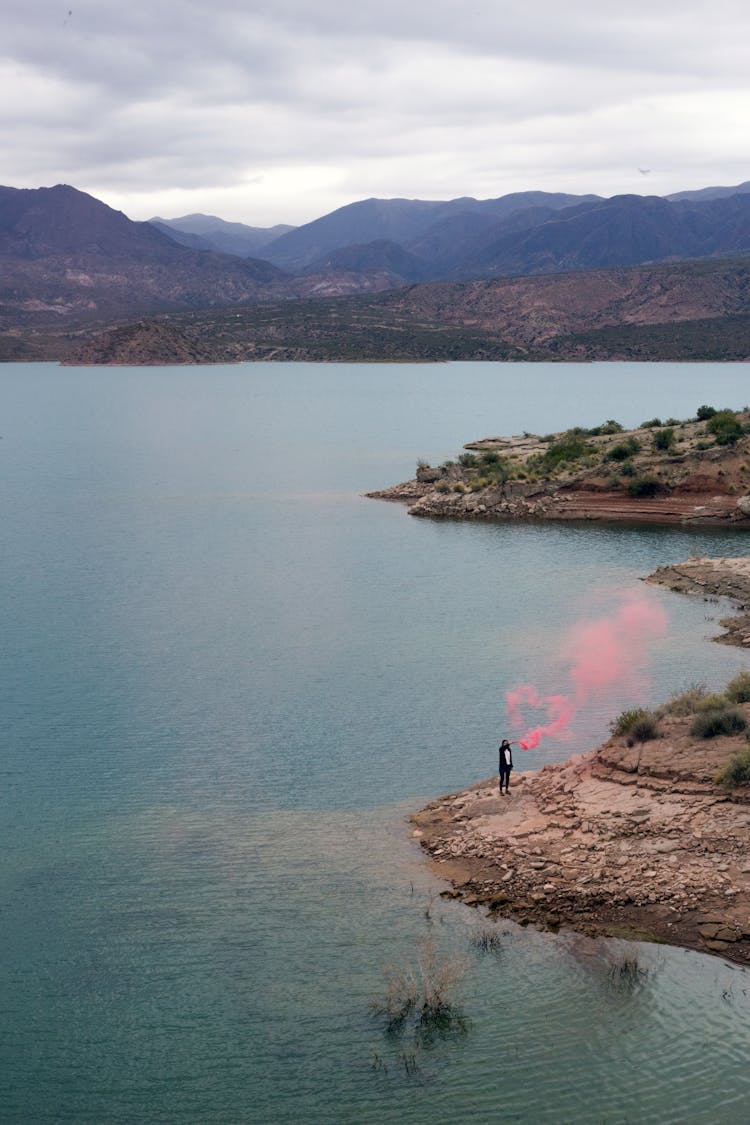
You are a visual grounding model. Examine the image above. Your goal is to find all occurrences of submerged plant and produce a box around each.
[607,955,648,991]
[470,928,503,954]
[372,935,469,1040]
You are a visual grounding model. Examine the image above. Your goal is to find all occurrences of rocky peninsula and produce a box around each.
[370,408,750,526]
[414,556,750,963]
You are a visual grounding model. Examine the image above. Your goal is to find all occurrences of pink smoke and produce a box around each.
[506,591,668,750]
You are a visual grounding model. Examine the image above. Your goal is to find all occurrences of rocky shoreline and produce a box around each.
[412,555,750,963]
[646,555,750,646]
[368,412,750,526]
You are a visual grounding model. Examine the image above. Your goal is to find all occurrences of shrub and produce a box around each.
[587,419,624,436]
[539,431,592,471]
[628,713,660,742]
[706,410,743,445]
[435,479,450,493]
[695,692,730,712]
[628,476,663,498]
[620,459,636,477]
[690,707,748,739]
[696,404,717,421]
[606,436,641,462]
[716,747,750,788]
[653,427,675,452]
[458,452,477,467]
[666,684,707,716]
[726,671,750,704]
[610,708,649,736]
[641,417,662,428]
[665,418,681,427]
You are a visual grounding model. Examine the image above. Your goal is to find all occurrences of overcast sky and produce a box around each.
[3,1,749,227]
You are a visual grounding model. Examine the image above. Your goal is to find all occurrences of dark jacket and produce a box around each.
[499,742,513,770]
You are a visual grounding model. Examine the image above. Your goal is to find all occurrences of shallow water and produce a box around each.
[2,361,750,1123]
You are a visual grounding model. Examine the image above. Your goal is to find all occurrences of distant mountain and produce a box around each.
[666,181,750,203]
[4,179,750,360]
[0,184,290,324]
[256,185,750,284]
[445,192,750,279]
[259,192,600,271]
[150,213,295,257]
[302,239,428,282]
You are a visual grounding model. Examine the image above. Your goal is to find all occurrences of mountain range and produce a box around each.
[1,178,750,361]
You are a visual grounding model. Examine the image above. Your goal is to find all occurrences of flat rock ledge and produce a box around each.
[647,555,750,646]
[412,717,750,963]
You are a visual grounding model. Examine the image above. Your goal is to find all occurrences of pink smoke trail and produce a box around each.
[506,591,668,750]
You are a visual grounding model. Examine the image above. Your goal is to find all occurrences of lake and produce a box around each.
[2,360,750,1123]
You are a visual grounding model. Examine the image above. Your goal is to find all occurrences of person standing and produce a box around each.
[498,739,515,794]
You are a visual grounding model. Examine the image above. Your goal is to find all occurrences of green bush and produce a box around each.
[727,672,750,704]
[641,417,662,428]
[610,708,649,736]
[458,452,477,467]
[706,410,743,445]
[587,420,624,436]
[605,436,641,462]
[690,707,748,739]
[716,747,750,788]
[539,431,593,471]
[628,713,660,742]
[628,476,662,498]
[653,427,675,451]
[620,459,636,477]
[666,684,707,716]
[695,692,730,712]
[696,404,717,421]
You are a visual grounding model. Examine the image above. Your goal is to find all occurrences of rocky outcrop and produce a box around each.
[413,710,750,962]
[647,556,750,646]
[370,415,750,526]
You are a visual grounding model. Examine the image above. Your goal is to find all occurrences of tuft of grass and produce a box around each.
[607,955,648,991]
[694,692,730,712]
[726,671,750,704]
[716,747,750,788]
[665,684,707,716]
[372,935,469,1038]
[628,713,661,743]
[690,706,748,739]
[470,929,503,954]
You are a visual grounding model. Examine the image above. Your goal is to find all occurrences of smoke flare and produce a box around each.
[506,591,667,750]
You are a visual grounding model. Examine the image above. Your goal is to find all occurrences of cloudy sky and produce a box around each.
[4,1,749,227]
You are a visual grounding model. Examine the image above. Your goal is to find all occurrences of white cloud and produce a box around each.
[1,1,749,225]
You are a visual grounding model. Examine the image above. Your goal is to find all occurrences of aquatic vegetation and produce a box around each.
[372,934,469,1040]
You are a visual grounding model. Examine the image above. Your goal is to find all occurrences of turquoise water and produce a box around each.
[3,361,750,1123]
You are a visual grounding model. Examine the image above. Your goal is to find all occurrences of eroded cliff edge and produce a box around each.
[369,410,750,526]
[413,711,750,962]
[414,556,750,962]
